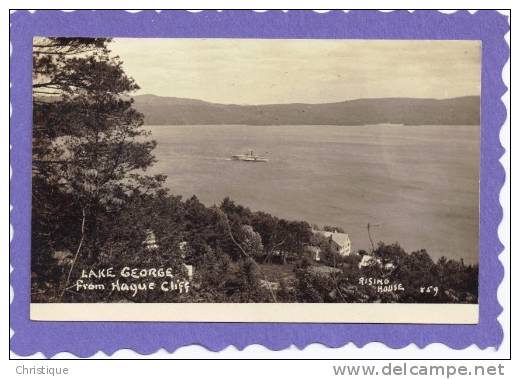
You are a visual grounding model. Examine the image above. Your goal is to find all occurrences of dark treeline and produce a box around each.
[31,38,478,304]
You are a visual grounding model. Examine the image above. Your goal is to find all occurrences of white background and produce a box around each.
[2,1,513,375]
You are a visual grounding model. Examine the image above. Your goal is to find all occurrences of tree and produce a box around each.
[323,225,345,233]
[238,225,264,259]
[250,212,286,263]
[32,38,163,299]
[279,220,312,264]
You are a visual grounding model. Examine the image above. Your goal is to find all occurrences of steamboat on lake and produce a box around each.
[230,150,269,162]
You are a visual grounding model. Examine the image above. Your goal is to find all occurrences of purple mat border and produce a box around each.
[9,10,509,357]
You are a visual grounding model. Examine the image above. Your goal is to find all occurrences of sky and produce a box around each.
[110,38,481,105]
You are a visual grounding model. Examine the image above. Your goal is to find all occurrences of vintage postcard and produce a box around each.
[29,37,480,323]
[10,10,508,356]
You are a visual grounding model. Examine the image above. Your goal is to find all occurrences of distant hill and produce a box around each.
[132,94,480,126]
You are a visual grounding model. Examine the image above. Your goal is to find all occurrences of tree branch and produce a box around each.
[60,207,86,299]
[216,209,277,302]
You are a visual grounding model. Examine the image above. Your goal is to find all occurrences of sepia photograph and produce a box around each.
[30,37,480,321]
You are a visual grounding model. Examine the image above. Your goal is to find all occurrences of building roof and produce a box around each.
[314,230,350,247]
[330,233,350,247]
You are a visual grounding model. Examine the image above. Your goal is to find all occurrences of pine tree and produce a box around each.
[32,38,164,298]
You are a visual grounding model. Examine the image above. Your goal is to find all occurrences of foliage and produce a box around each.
[31,37,164,300]
[323,225,345,233]
[31,39,479,305]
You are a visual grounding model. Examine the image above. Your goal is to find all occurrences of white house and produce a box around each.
[178,241,193,280]
[358,254,380,269]
[314,230,352,256]
[183,264,194,280]
[143,229,159,251]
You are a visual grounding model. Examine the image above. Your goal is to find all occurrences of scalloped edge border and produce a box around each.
[9,9,509,358]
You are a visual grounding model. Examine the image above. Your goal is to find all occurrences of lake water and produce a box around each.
[147,124,479,263]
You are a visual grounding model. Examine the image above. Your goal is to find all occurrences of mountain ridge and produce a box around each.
[132,95,480,126]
